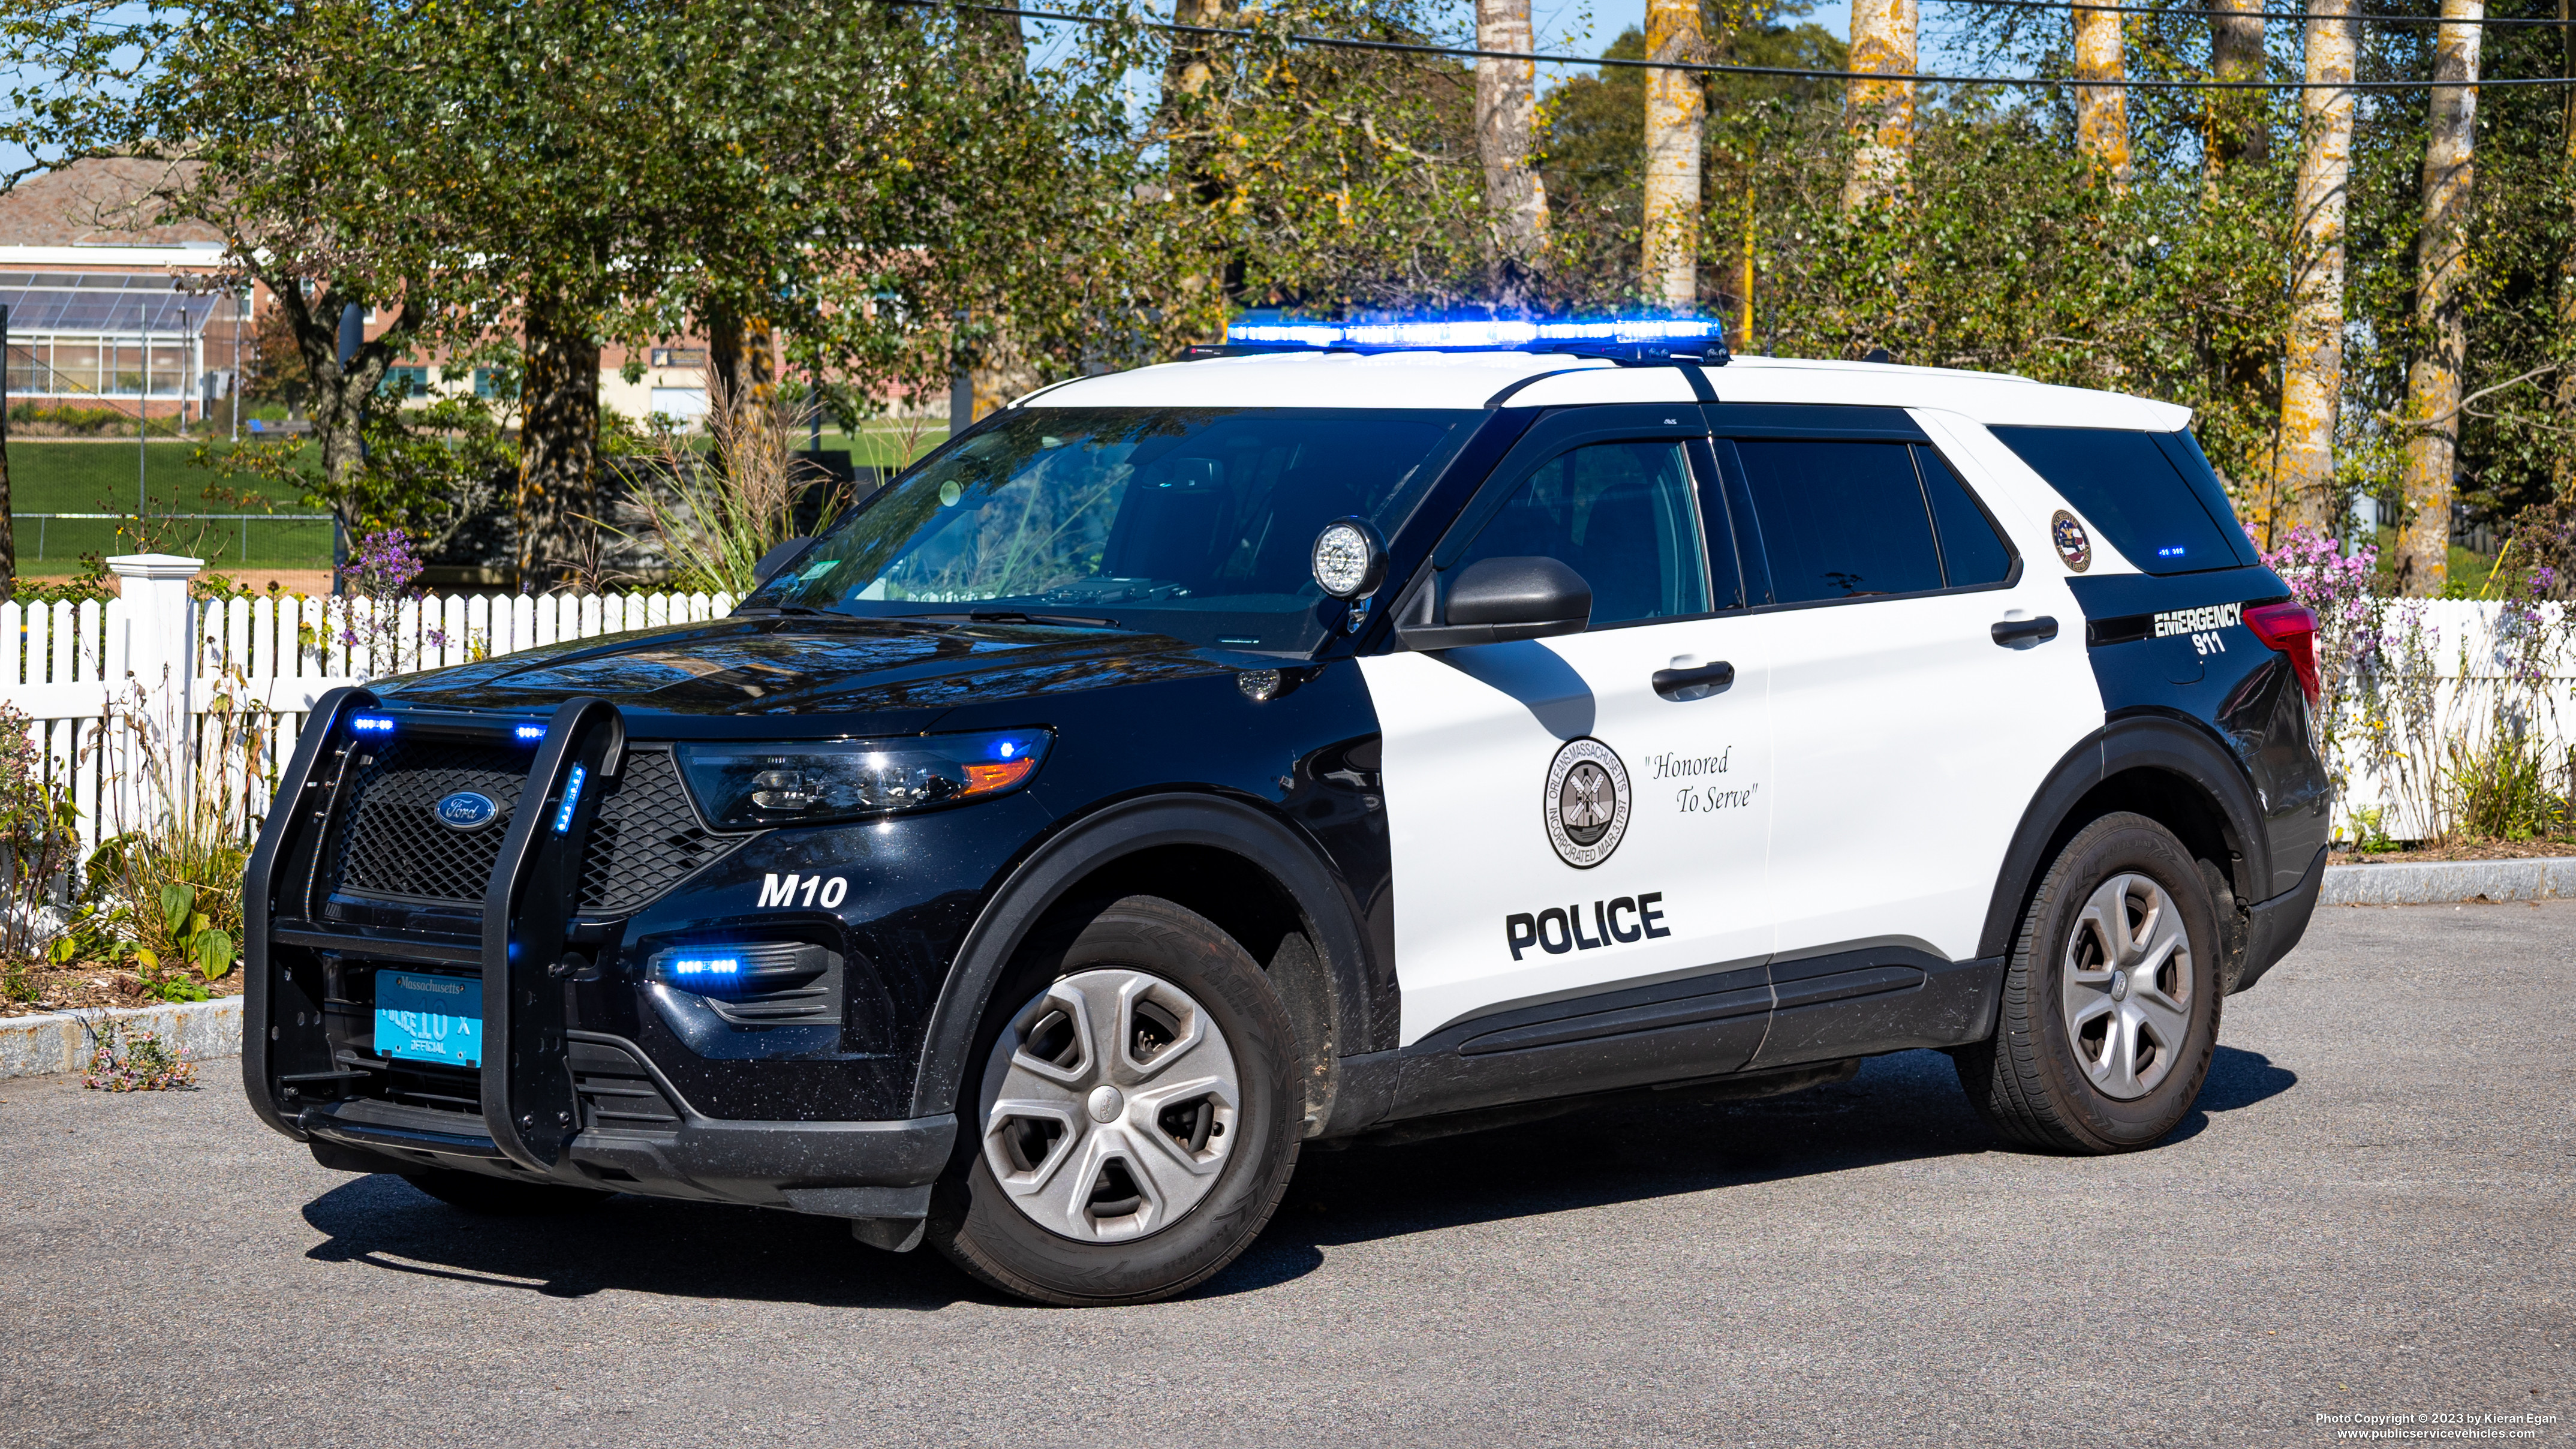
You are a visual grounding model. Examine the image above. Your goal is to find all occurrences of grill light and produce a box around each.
[1224,317,1726,350]
[668,955,742,979]
[513,723,547,743]
[349,715,396,735]
[552,763,586,834]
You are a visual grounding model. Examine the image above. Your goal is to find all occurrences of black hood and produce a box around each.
[374,615,1236,724]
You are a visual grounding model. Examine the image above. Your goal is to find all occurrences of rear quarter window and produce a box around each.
[1988,426,2257,575]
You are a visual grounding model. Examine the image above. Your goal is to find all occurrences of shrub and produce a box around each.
[0,704,79,972]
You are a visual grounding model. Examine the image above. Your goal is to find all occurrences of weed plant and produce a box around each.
[81,1019,197,1092]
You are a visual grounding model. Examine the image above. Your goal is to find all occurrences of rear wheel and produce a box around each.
[404,1168,613,1215]
[1955,811,2222,1153]
[928,895,1301,1306]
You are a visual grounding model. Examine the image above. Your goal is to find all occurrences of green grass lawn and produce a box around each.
[0,422,949,574]
[4,439,322,570]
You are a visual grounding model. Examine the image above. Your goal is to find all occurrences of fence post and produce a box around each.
[106,552,204,836]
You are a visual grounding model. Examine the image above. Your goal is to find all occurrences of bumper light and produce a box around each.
[676,729,1052,829]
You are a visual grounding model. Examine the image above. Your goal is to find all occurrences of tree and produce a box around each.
[1477,0,1548,297]
[1642,0,1707,305]
[2395,0,2487,595]
[2072,0,2129,188]
[1844,0,1916,208]
[2205,0,2269,175]
[2279,0,2360,534]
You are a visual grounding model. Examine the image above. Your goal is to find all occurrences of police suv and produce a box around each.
[243,320,2330,1306]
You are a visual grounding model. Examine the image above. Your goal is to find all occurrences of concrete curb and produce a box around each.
[0,996,243,1081]
[2320,856,2576,907]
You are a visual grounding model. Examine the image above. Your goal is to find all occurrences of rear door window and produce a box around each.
[1728,440,1945,603]
[1916,446,2016,587]
[1988,426,2255,575]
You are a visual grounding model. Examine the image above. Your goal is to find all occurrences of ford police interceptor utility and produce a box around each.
[242,319,2330,1306]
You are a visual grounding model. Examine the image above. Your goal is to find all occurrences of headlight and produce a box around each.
[676,729,1053,829]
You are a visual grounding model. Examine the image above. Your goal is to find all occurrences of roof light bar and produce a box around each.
[1222,317,1728,359]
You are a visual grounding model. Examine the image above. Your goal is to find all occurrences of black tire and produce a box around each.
[926,895,1302,1307]
[404,1168,614,1216]
[1955,811,2223,1154]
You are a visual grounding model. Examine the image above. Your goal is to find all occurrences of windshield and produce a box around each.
[744,407,1480,652]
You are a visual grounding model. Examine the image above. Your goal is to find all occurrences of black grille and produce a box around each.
[332,742,526,904]
[580,750,749,915]
[327,742,749,916]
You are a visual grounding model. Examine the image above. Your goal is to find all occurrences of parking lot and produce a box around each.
[1,900,2568,1448]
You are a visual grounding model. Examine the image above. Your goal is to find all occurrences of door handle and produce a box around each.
[1653,660,1736,702]
[1991,616,2060,648]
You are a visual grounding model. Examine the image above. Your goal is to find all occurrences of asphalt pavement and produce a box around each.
[2,900,2569,1448]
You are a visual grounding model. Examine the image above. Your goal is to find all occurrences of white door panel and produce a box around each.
[1362,624,1771,1047]
[1749,419,2105,964]
[1760,590,2095,961]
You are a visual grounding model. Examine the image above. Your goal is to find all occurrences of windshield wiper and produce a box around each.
[914,610,1121,629]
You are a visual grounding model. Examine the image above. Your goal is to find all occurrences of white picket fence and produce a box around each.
[0,554,738,859]
[2315,599,2576,842]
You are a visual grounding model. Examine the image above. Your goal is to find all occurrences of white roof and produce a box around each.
[1023,350,2194,431]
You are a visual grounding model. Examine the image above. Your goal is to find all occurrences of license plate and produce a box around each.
[373,972,483,1068]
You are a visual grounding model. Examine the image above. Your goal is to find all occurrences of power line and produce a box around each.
[932,1,2576,88]
[1956,0,2572,28]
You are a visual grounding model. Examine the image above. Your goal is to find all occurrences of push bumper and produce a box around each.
[2233,844,2328,994]
[300,1089,958,1220]
[243,690,955,1226]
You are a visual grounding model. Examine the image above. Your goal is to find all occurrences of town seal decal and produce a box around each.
[2050,510,2093,573]
[1544,736,1632,869]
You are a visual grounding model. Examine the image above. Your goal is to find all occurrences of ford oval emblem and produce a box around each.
[434,790,499,831]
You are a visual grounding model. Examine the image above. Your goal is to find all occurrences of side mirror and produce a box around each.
[1395,556,1593,651]
[752,537,816,588]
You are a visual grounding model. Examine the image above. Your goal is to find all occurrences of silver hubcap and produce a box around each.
[2059,873,2194,1101]
[978,969,1241,1242]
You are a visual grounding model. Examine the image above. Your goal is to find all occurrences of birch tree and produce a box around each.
[1642,0,1705,306]
[2395,0,2485,594]
[2205,0,2268,175]
[2072,0,2129,189]
[1477,0,1547,298]
[1843,0,1916,209]
[2277,0,2358,535]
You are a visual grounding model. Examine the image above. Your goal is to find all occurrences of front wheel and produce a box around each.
[1955,811,2223,1154]
[927,896,1302,1306]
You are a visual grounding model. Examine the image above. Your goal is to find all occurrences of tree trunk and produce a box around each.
[1477,0,1548,299]
[2276,0,2358,537]
[516,296,601,590]
[2206,0,2269,175]
[2396,0,2484,596]
[2074,0,2130,189]
[1843,0,1916,209]
[257,272,405,573]
[1641,0,1704,308]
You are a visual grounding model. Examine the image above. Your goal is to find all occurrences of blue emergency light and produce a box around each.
[348,714,396,735]
[667,955,742,980]
[552,764,586,834]
[514,722,547,743]
[1221,316,1728,362]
